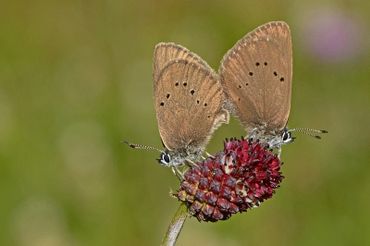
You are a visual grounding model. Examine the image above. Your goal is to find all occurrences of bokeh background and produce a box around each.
[1,0,369,245]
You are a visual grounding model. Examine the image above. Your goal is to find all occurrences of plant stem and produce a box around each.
[161,203,188,246]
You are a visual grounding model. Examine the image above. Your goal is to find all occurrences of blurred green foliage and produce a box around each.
[0,0,369,245]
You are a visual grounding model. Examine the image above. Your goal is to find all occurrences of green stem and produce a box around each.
[161,203,188,246]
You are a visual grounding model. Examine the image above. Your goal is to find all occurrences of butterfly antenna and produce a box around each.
[122,140,163,153]
[289,128,328,139]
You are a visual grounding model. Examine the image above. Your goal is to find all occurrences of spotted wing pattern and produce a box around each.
[154,59,228,151]
[219,21,292,132]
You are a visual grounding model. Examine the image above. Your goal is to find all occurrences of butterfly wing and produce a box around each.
[219,21,292,132]
[153,42,213,82]
[154,59,228,151]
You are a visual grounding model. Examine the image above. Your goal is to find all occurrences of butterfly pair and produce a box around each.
[127,21,326,172]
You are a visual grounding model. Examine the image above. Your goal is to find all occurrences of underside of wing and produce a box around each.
[153,42,213,83]
[154,59,228,151]
[219,21,292,132]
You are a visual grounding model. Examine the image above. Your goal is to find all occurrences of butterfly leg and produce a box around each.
[277,148,282,159]
[185,159,198,168]
[172,166,184,180]
[205,151,214,158]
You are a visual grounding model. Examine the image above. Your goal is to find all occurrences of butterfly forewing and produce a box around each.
[220,21,292,132]
[153,42,212,82]
[154,59,228,151]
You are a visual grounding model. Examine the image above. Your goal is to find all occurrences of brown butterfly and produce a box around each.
[219,21,326,154]
[127,43,229,172]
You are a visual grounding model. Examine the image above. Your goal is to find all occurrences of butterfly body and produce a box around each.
[159,145,203,167]
[247,125,293,149]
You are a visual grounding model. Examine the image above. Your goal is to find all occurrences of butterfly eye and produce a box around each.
[282,131,291,142]
[159,152,171,165]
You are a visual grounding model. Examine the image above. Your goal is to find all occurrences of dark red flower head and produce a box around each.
[176,138,283,222]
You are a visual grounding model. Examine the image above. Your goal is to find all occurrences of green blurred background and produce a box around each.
[1,0,369,245]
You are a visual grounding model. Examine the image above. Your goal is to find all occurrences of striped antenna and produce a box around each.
[289,128,328,139]
[122,140,163,153]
